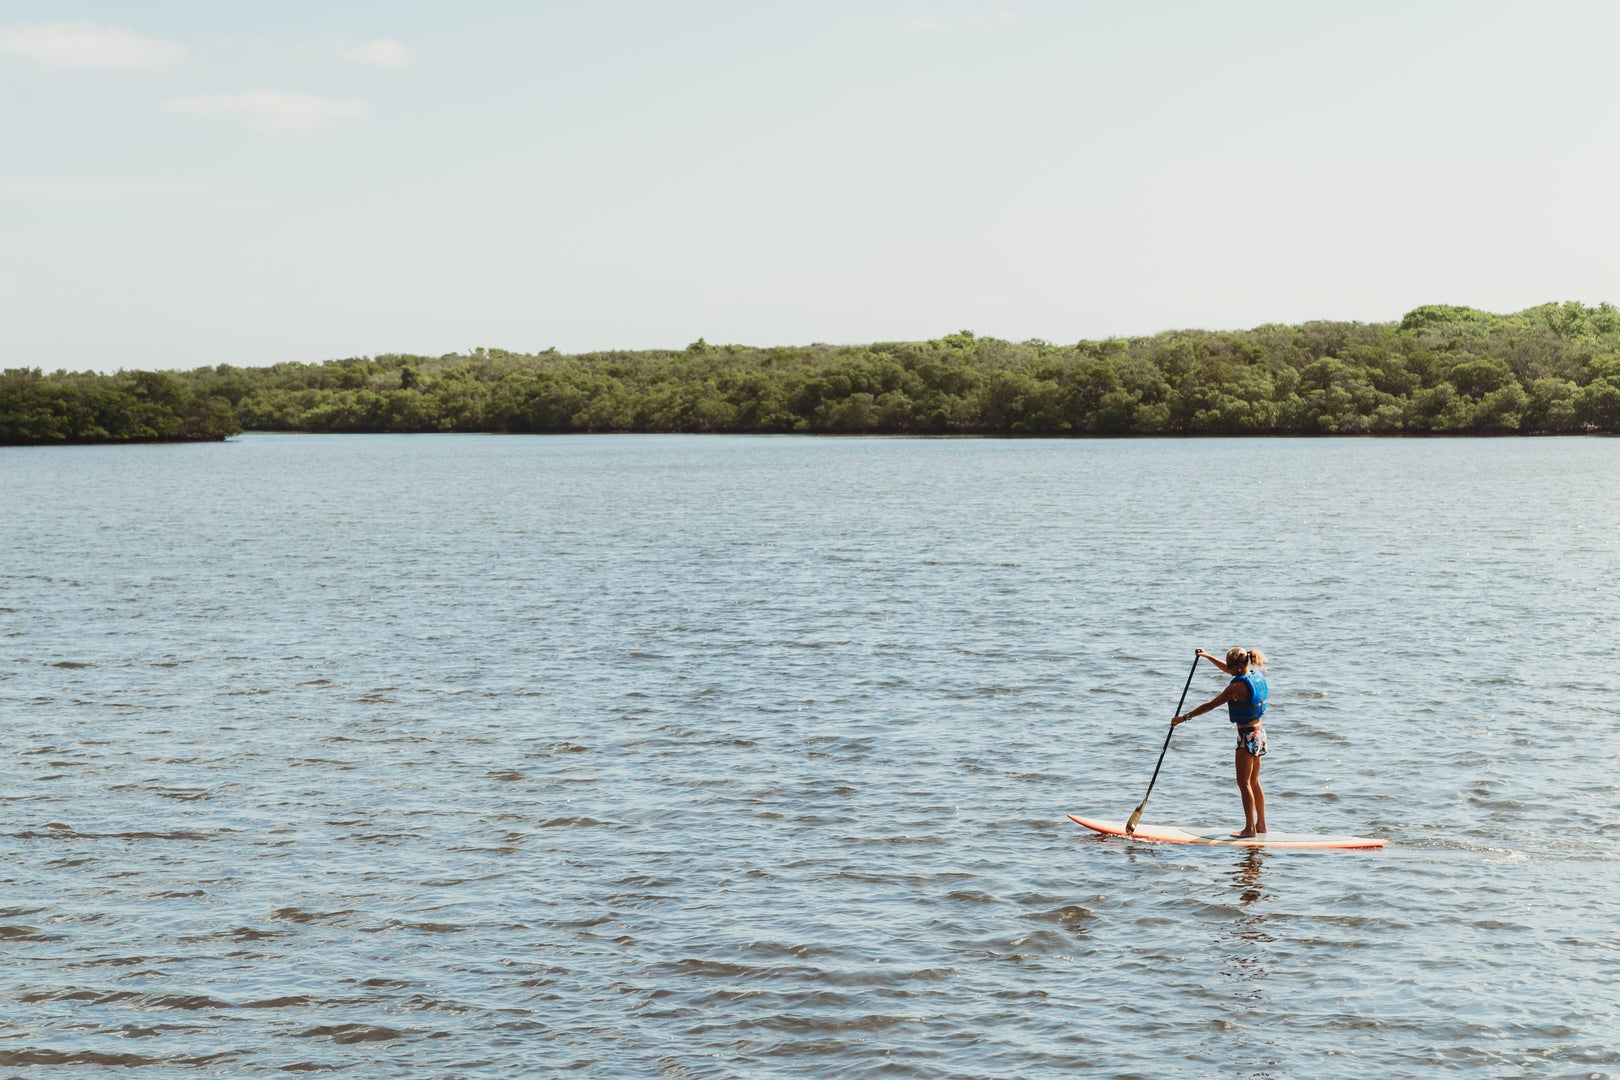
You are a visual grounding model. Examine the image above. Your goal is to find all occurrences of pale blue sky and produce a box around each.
[4,1,1618,370]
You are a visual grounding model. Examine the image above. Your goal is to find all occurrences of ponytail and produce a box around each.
[1226,646,1267,670]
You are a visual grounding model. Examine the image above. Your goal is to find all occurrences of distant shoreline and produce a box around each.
[6,302,1619,444]
[7,430,1614,448]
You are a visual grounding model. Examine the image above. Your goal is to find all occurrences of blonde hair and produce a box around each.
[1227,647,1266,670]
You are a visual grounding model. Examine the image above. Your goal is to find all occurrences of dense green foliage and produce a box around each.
[7,302,1620,443]
[0,368,241,444]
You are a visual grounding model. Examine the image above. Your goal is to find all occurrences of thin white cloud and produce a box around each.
[966,11,1025,28]
[162,90,368,133]
[0,19,187,72]
[0,176,212,203]
[905,11,1024,32]
[343,38,412,68]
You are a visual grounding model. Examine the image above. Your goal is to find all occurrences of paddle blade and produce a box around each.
[1125,803,1145,836]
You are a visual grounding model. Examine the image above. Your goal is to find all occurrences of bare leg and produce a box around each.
[1250,752,1266,834]
[1233,748,1266,837]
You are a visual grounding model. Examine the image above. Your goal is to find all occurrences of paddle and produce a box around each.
[1125,649,1201,836]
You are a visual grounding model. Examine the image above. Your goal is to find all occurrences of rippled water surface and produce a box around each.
[2,434,1618,1077]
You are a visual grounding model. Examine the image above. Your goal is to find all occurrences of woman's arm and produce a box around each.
[1171,680,1244,726]
[1196,647,1238,676]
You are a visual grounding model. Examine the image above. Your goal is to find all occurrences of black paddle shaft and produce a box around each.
[1127,650,1202,834]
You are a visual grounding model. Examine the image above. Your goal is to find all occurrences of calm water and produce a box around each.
[2,434,1617,1077]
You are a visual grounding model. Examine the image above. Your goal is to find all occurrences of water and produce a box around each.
[2,434,1617,1077]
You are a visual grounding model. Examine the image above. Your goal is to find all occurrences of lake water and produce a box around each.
[2,433,1617,1077]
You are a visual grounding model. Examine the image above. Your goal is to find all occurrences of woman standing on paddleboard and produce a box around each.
[1171,648,1268,838]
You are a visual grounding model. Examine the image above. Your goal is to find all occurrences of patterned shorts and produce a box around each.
[1236,724,1267,758]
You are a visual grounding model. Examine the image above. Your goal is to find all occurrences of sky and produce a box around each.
[3,1,1619,371]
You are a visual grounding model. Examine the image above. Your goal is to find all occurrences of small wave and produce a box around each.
[390,921,468,934]
[154,788,213,801]
[0,1049,232,1067]
[536,741,591,754]
[80,992,235,1011]
[651,958,759,978]
[270,908,355,923]
[19,987,100,1003]
[1028,904,1095,928]
[294,1023,407,1044]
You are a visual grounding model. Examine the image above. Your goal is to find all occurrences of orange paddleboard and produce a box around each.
[1069,814,1387,849]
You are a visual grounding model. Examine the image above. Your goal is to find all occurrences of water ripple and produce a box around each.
[0,434,1616,1076]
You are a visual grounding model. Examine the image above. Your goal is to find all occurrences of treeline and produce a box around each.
[6,302,1620,444]
[0,369,241,444]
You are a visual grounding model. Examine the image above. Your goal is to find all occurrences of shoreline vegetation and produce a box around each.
[5,302,1620,445]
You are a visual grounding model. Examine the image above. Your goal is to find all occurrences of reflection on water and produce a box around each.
[1232,848,1268,915]
[1224,848,1273,977]
[1217,849,1281,1079]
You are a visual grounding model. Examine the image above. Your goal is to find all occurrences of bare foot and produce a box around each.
[1231,828,1258,838]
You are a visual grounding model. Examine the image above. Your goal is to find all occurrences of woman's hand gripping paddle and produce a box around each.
[1125,650,1201,836]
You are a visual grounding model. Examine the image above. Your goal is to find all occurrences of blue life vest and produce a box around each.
[1227,671,1268,725]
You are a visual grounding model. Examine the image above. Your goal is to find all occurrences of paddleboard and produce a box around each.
[1069,814,1387,849]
